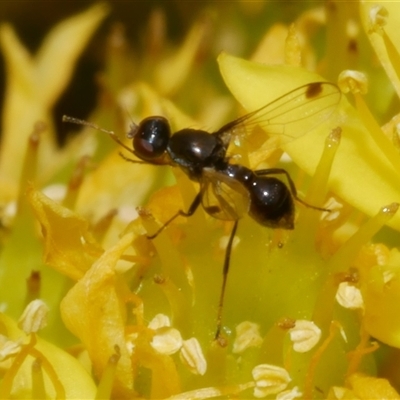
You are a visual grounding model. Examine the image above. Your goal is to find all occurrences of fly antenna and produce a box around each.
[62,115,135,154]
[62,115,114,135]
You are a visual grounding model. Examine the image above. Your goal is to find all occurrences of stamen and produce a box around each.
[314,203,398,331]
[148,313,171,330]
[338,70,368,94]
[95,346,121,400]
[0,336,21,361]
[303,321,340,399]
[18,299,49,334]
[321,197,343,222]
[166,382,255,399]
[252,364,291,398]
[31,358,46,400]
[349,81,400,172]
[180,338,207,375]
[336,282,364,310]
[346,327,379,378]
[166,386,223,399]
[330,203,399,274]
[368,5,388,34]
[276,386,303,400]
[63,155,92,209]
[0,335,37,399]
[295,127,341,239]
[288,320,321,353]
[25,270,41,305]
[17,122,46,213]
[233,321,263,354]
[151,327,183,355]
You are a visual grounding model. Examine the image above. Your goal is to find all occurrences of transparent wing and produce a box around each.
[201,168,250,221]
[216,82,341,145]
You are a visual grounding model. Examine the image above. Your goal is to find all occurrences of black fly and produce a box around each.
[63,81,341,342]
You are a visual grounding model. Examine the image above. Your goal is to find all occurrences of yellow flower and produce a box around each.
[1,2,400,399]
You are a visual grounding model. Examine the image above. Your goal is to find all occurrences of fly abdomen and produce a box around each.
[248,176,294,229]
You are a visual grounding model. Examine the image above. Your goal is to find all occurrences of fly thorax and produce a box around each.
[168,129,225,179]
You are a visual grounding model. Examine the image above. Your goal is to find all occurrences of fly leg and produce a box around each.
[146,192,202,239]
[215,220,239,342]
[255,168,330,212]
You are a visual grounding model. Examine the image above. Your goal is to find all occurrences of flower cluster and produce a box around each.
[0,2,400,399]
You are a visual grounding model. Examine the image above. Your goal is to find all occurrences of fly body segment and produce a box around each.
[63,80,341,343]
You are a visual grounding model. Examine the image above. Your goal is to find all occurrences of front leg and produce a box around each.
[147,192,202,239]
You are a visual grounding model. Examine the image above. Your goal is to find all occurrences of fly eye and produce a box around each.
[132,116,170,160]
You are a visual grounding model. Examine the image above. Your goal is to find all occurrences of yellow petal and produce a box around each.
[60,232,135,397]
[26,185,103,281]
[251,23,289,65]
[0,4,108,196]
[348,373,400,399]
[0,313,96,399]
[35,3,109,106]
[360,1,400,98]
[218,52,400,231]
[154,16,210,95]
[360,248,400,348]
